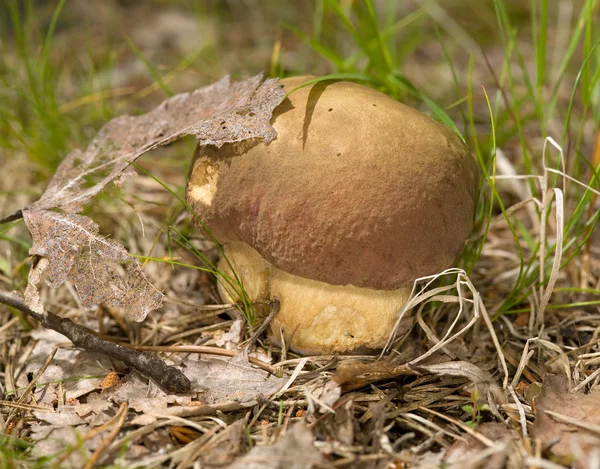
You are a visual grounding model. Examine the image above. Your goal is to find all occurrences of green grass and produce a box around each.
[282,0,600,320]
[0,0,74,174]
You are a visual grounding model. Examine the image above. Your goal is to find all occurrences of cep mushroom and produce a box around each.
[186,76,481,355]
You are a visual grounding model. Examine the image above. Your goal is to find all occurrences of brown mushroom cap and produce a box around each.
[187,76,480,291]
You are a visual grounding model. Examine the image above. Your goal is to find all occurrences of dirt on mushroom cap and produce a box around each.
[187,76,481,290]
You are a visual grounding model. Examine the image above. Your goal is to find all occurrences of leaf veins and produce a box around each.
[21,74,285,320]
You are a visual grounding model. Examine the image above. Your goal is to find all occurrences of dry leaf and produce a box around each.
[185,355,286,406]
[107,373,192,414]
[215,319,244,349]
[33,409,86,426]
[22,329,113,401]
[333,360,417,392]
[533,374,600,468]
[306,380,341,414]
[226,422,324,469]
[21,74,285,320]
[23,210,162,320]
[27,75,283,214]
[416,361,492,382]
[30,424,97,468]
[333,399,355,446]
[415,360,505,414]
[444,423,521,469]
[69,399,112,419]
[332,345,421,392]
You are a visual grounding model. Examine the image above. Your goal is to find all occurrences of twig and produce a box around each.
[245,298,280,347]
[84,402,129,469]
[51,401,129,469]
[0,291,191,393]
[119,343,277,374]
[0,209,23,225]
[5,348,58,426]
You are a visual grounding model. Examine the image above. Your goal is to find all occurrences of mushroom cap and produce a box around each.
[187,76,480,290]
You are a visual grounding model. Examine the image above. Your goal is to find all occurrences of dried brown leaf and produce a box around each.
[533,374,600,468]
[107,373,192,414]
[333,360,417,392]
[307,380,341,414]
[226,422,324,469]
[28,74,283,214]
[417,360,506,416]
[416,361,492,382]
[20,74,285,320]
[30,424,98,468]
[23,211,162,320]
[22,329,113,401]
[215,319,244,349]
[33,409,86,426]
[185,354,286,406]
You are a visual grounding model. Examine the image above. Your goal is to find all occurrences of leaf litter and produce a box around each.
[533,374,600,468]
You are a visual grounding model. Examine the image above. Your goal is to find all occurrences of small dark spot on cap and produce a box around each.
[372,104,377,107]
[337,153,342,156]
[328,108,333,112]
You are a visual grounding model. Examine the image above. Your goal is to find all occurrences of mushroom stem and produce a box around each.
[218,242,412,355]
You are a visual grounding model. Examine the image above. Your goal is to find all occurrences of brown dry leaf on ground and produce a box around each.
[333,360,417,393]
[20,329,114,402]
[443,422,522,469]
[20,74,285,321]
[184,353,286,406]
[23,210,164,319]
[20,350,287,464]
[29,424,100,468]
[107,373,192,412]
[533,374,600,468]
[226,422,324,469]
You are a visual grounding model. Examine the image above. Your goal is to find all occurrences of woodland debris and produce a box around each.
[226,422,324,469]
[0,290,190,393]
[533,374,600,469]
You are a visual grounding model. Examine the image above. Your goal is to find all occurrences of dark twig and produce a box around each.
[0,291,191,393]
[6,348,58,426]
[0,209,23,225]
[245,298,280,347]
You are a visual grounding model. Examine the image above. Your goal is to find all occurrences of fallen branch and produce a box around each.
[0,209,23,225]
[0,291,191,393]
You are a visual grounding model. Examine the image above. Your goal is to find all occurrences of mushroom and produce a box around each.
[186,76,481,355]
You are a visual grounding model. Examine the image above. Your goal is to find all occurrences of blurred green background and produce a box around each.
[2,0,597,174]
